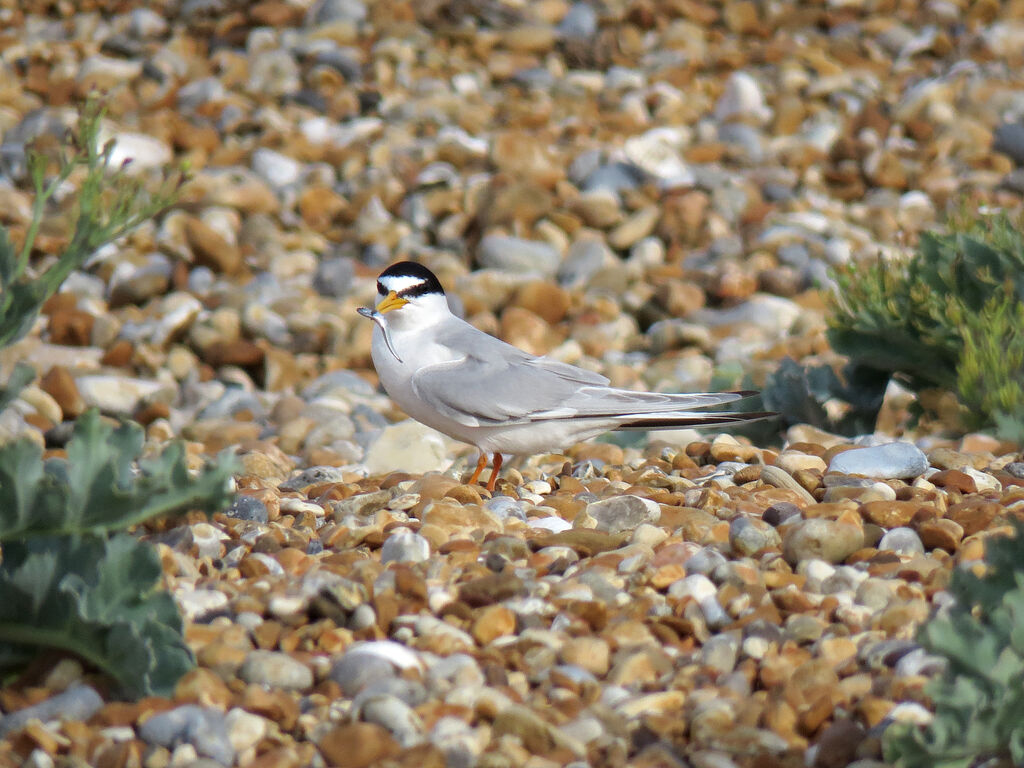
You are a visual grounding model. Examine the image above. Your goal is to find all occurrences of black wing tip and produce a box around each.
[617,411,778,430]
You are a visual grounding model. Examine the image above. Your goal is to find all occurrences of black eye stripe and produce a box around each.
[376,261,445,298]
[396,281,436,298]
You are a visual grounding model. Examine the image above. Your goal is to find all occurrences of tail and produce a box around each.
[608,390,776,430]
[614,410,776,430]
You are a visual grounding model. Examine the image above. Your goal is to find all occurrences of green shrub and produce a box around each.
[0,100,182,348]
[0,99,182,407]
[884,522,1024,767]
[0,412,237,697]
[801,211,1024,438]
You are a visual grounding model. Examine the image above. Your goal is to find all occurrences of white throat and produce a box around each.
[380,291,451,332]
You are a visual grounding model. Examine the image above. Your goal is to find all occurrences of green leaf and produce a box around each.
[883,521,1024,767]
[0,534,193,697]
[0,362,35,414]
[0,409,239,541]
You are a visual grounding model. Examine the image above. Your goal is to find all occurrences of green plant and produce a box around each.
[884,522,1024,767]
[825,211,1024,437]
[0,101,231,700]
[955,290,1024,443]
[0,100,182,349]
[0,411,238,697]
[0,99,183,407]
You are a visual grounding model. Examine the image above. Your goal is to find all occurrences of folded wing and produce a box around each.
[411,326,754,427]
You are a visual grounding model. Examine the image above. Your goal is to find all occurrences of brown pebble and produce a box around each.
[200,339,265,367]
[185,217,243,274]
[444,484,484,504]
[813,718,866,768]
[48,308,94,346]
[917,518,964,551]
[513,281,571,324]
[930,469,977,494]
[317,722,401,767]
[560,636,610,676]
[859,500,921,528]
[471,604,517,645]
[947,499,1000,536]
[40,365,85,419]
[134,400,170,426]
[100,339,135,367]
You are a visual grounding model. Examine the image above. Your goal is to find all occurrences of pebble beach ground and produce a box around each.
[1,1,1024,767]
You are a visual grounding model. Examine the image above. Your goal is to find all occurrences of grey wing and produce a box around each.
[411,319,748,427]
[410,325,609,426]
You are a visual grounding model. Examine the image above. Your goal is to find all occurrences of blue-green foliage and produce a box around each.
[884,522,1024,767]
[0,411,237,697]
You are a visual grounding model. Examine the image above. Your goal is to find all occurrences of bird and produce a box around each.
[358,261,772,492]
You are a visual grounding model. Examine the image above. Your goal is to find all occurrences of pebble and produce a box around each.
[585,494,660,533]
[224,495,270,523]
[729,516,781,556]
[783,518,865,565]
[878,527,925,556]
[828,442,929,480]
[75,375,175,415]
[381,530,430,564]
[0,685,103,738]
[478,235,562,277]
[238,651,313,690]
[363,420,450,475]
[137,705,234,765]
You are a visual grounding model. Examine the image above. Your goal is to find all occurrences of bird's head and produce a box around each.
[365,261,450,331]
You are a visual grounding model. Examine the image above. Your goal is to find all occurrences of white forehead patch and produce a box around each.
[378,274,428,295]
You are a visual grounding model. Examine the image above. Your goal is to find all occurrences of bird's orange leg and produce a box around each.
[486,453,503,492]
[468,453,488,486]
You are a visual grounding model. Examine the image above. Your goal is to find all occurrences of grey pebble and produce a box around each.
[313,256,355,297]
[580,162,644,194]
[702,632,741,674]
[197,388,266,421]
[281,465,350,491]
[239,650,313,690]
[0,684,103,738]
[557,238,615,288]
[686,547,728,576]
[729,517,781,556]
[358,694,424,745]
[330,652,398,697]
[993,121,1024,166]
[762,502,801,527]
[586,494,660,533]
[485,496,528,522]
[478,234,562,277]
[224,495,269,522]
[558,3,598,40]
[307,0,366,25]
[878,527,925,555]
[137,705,234,766]
[381,531,430,564]
[828,442,929,480]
